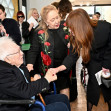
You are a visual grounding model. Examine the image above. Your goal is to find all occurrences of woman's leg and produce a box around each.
[60,88,70,99]
[87,101,93,111]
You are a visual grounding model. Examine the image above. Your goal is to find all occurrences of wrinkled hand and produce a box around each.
[27,64,33,72]
[44,68,57,83]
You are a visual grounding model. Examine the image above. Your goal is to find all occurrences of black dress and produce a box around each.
[27,21,71,92]
[49,29,70,92]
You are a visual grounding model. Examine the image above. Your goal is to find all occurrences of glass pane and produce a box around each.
[73,6,94,15]
[9,9,14,17]
[6,10,11,18]
[2,0,8,7]
[0,0,3,4]
[2,0,14,18]
[96,6,111,23]
[5,8,8,13]
[9,1,14,9]
[6,0,11,5]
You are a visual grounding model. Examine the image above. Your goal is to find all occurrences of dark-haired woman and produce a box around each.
[0,4,21,45]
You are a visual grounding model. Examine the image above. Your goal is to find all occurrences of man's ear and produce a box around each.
[4,57,11,64]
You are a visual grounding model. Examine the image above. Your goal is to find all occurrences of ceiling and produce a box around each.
[56,0,111,6]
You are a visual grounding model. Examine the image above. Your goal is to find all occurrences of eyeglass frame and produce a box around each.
[17,16,24,18]
[6,48,22,57]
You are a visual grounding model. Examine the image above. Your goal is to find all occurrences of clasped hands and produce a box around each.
[32,68,58,83]
[27,64,64,83]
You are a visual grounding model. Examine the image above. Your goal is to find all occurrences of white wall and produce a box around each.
[27,0,55,16]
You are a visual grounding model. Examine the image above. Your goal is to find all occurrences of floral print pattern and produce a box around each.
[38,30,51,75]
[63,22,70,40]
[38,22,70,75]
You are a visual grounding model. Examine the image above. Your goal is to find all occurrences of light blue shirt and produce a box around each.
[19,68,35,100]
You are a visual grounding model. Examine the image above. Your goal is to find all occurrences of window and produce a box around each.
[73,5,111,23]
[0,0,14,18]
[73,6,94,16]
[95,6,111,23]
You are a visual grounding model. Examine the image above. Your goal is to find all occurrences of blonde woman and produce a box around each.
[28,8,40,22]
[27,5,72,99]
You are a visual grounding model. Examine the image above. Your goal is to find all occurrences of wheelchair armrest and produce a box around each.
[0,99,35,104]
[0,99,45,111]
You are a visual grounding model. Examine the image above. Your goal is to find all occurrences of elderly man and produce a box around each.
[0,37,70,111]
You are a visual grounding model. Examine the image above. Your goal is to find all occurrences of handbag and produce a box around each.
[21,44,30,51]
[101,76,111,88]
[80,64,89,91]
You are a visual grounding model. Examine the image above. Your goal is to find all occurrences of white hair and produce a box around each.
[0,37,16,60]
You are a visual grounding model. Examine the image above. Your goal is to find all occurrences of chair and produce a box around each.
[0,99,45,111]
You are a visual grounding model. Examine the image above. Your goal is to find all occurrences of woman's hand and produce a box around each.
[28,23,34,31]
[0,24,6,36]
[102,67,110,74]
[27,64,33,72]
[50,65,67,74]
[67,42,70,48]
[34,74,41,81]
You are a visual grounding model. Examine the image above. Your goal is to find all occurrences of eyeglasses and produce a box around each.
[6,51,20,57]
[17,16,24,18]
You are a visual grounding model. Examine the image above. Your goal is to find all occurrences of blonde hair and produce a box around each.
[28,8,37,19]
[38,5,58,41]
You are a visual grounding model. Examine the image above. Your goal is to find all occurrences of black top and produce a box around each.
[26,21,76,74]
[21,21,34,44]
[49,29,67,67]
[2,18,21,45]
[86,21,111,105]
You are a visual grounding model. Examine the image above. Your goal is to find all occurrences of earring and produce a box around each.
[46,23,48,26]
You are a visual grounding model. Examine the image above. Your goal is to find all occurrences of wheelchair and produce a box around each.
[0,82,56,111]
[0,99,45,111]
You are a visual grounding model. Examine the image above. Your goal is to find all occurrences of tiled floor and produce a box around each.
[70,57,108,111]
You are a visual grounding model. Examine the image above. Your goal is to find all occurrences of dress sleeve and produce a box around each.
[62,45,79,71]
[102,24,111,69]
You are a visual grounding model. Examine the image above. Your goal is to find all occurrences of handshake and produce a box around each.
[27,64,66,83]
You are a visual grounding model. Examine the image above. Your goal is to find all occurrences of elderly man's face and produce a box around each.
[5,43,23,67]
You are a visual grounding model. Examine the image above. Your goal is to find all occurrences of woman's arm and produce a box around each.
[26,29,40,71]
[51,46,79,74]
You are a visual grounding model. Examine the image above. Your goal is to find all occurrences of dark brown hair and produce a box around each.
[51,2,59,9]
[0,4,5,12]
[58,0,72,20]
[66,8,94,63]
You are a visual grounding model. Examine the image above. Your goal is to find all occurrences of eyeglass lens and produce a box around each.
[18,16,24,18]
